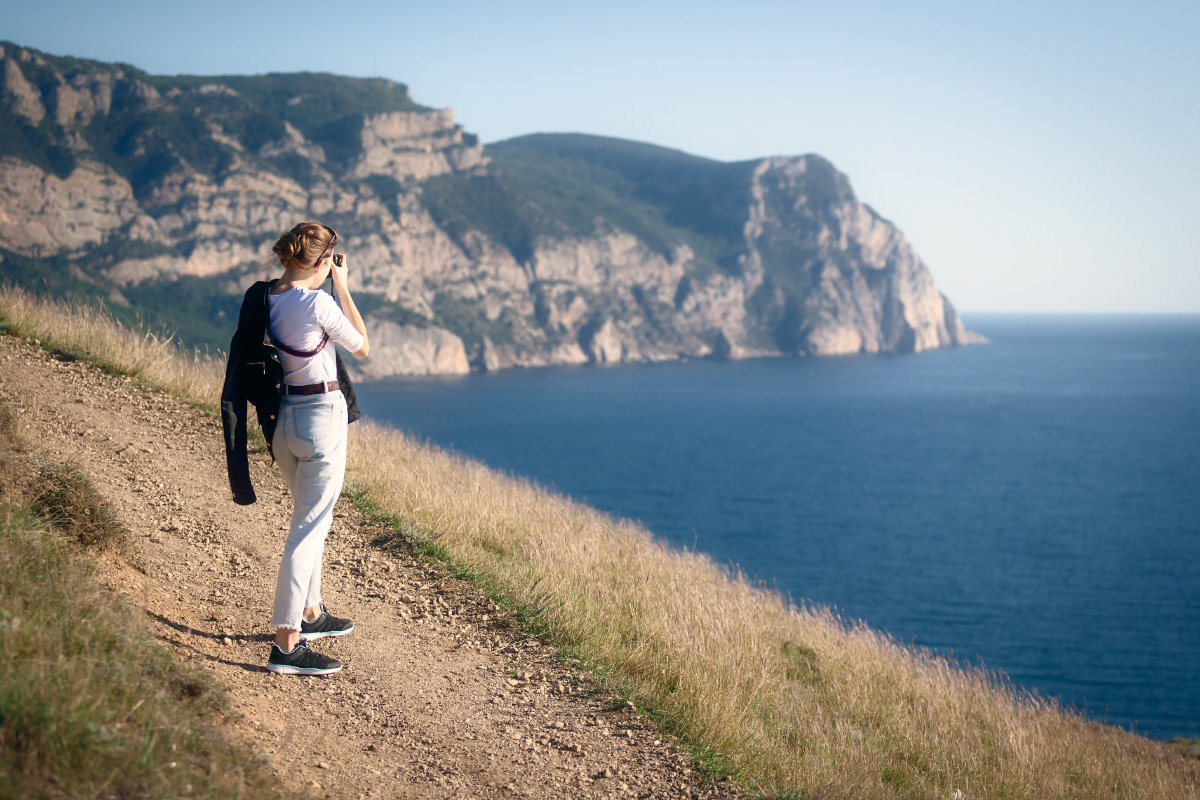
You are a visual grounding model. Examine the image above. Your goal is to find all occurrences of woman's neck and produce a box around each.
[274,267,323,293]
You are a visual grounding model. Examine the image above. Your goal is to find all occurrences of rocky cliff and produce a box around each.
[0,42,982,378]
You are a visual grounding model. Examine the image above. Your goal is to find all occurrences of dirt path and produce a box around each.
[0,334,750,800]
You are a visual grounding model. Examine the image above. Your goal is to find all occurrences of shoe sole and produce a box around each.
[266,662,342,676]
[300,623,354,641]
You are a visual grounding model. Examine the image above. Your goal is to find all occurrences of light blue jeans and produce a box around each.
[271,391,348,631]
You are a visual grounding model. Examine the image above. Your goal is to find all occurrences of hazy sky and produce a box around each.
[5,1,1198,312]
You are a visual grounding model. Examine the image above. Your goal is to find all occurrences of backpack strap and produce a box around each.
[262,280,330,358]
[268,326,329,358]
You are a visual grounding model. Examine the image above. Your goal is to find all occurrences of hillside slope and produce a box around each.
[0,42,980,378]
[0,331,745,799]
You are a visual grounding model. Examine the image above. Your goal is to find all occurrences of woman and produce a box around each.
[222,221,369,675]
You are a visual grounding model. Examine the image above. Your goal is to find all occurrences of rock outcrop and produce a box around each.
[352,320,470,380]
[2,55,45,123]
[353,110,486,182]
[0,157,142,254]
[0,42,982,379]
[737,156,974,355]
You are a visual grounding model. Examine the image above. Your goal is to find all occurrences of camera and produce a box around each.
[333,253,344,267]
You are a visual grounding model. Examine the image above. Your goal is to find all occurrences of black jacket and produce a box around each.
[221,279,361,505]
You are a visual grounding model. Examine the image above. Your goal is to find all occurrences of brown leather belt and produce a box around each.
[284,380,340,396]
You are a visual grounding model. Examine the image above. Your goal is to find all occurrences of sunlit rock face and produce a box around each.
[350,320,470,380]
[353,110,486,182]
[0,43,981,379]
[0,158,141,253]
[738,156,980,356]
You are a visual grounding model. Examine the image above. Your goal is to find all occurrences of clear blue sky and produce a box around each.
[5,1,1198,312]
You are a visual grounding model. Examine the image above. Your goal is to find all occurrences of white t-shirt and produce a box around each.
[267,286,364,386]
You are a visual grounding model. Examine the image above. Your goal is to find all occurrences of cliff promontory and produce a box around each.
[0,42,981,378]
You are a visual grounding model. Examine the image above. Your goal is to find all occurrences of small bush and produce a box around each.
[0,406,127,550]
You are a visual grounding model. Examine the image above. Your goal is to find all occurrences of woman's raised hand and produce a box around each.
[330,253,349,286]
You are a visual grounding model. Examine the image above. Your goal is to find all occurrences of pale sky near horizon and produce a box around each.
[4,1,1197,313]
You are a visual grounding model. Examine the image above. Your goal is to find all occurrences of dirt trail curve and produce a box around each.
[0,334,751,800]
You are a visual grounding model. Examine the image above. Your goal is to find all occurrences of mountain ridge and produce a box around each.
[0,41,982,378]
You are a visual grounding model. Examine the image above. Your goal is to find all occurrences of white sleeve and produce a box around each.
[316,292,365,353]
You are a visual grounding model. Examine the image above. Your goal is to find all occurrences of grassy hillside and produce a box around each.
[2,286,1196,799]
[468,133,756,271]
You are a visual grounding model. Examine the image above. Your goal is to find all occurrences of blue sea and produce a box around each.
[354,314,1200,740]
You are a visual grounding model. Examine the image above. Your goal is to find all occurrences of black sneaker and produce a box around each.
[300,604,354,640]
[266,641,342,675]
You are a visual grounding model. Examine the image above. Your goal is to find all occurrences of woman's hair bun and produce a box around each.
[272,221,335,269]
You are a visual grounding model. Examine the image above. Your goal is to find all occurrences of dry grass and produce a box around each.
[346,423,1198,799]
[0,287,223,408]
[3,285,1197,799]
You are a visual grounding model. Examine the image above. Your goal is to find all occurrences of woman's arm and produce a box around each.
[330,254,369,357]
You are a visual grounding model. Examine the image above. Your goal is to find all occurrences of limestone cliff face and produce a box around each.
[0,157,142,253]
[354,110,487,182]
[2,53,46,123]
[351,319,470,380]
[737,156,975,356]
[0,43,981,379]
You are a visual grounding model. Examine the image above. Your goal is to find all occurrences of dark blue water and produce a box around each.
[355,315,1200,740]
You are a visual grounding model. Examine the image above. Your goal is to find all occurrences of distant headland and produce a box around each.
[0,41,983,379]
